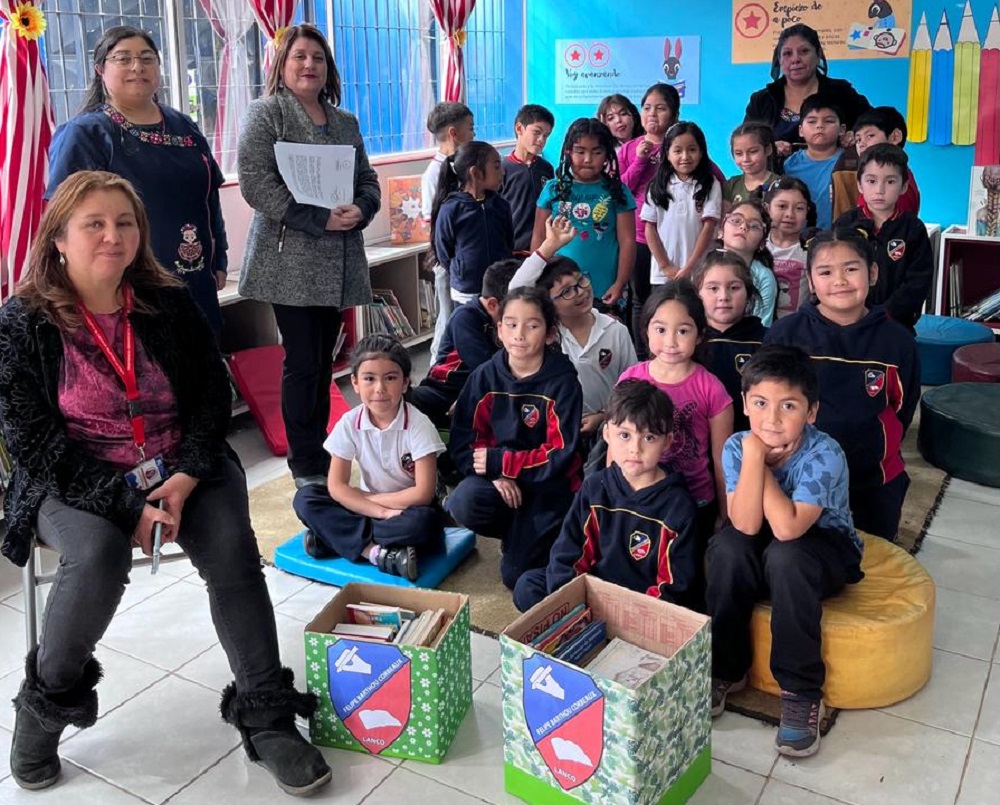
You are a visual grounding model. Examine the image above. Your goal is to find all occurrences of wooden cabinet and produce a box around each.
[933,225,1000,335]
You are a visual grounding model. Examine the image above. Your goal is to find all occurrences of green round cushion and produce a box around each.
[918,384,1000,488]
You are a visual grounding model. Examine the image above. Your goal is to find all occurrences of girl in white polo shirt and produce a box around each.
[292,335,445,580]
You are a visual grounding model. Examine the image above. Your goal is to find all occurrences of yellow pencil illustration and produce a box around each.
[908,12,932,143]
[953,1,981,146]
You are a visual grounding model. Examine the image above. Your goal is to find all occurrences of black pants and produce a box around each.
[271,303,342,478]
[445,476,574,590]
[706,523,861,700]
[631,242,653,359]
[407,383,454,429]
[851,471,910,542]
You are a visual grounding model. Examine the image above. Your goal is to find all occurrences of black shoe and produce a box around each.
[246,720,332,797]
[10,704,62,790]
[303,530,335,560]
[293,475,327,490]
[377,546,418,581]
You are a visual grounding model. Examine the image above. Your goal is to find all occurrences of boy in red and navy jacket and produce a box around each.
[446,320,583,590]
[513,380,698,612]
[835,144,933,331]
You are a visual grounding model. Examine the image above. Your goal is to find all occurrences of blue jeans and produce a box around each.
[34,457,283,696]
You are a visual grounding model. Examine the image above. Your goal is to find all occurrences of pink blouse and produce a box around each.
[59,311,182,471]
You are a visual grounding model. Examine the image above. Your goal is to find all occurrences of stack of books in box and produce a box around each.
[331,602,450,647]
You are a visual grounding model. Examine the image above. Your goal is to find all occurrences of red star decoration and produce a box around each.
[593,49,604,62]
[570,49,581,62]
[742,10,762,29]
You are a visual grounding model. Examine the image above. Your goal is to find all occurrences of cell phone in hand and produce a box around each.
[151,500,163,575]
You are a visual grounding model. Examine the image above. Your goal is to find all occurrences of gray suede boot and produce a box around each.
[220,668,331,797]
[10,648,102,790]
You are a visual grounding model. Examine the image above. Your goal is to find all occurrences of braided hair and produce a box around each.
[552,118,627,206]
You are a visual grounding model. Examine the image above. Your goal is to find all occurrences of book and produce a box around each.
[346,603,415,630]
[529,604,588,649]
[586,638,669,689]
[388,175,431,244]
[332,622,396,641]
[553,620,607,666]
[538,608,593,655]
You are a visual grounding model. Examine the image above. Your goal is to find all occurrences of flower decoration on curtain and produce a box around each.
[0,0,53,300]
[246,0,298,74]
[197,0,255,174]
[429,0,477,103]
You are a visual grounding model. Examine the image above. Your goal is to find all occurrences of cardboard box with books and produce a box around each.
[304,583,472,763]
[500,576,711,805]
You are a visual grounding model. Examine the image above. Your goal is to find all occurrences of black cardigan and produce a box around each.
[0,285,233,567]
[744,74,872,144]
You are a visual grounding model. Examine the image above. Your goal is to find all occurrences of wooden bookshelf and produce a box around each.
[933,225,1000,335]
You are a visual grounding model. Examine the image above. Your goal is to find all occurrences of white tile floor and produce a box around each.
[1,385,999,804]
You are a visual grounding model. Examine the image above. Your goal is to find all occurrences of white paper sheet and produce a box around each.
[273,142,355,207]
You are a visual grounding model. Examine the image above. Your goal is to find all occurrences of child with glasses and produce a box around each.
[720,200,778,326]
[510,216,636,447]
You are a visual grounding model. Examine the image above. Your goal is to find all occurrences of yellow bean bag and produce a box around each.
[749,533,935,709]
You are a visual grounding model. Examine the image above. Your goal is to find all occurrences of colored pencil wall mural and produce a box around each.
[928,10,954,146]
[975,8,1000,165]
[908,12,932,143]
[953,2,981,145]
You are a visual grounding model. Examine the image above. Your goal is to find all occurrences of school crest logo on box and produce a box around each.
[326,641,411,754]
[887,239,906,261]
[522,653,604,790]
[598,348,612,370]
[521,404,540,428]
[734,353,752,373]
[864,368,885,397]
[628,530,651,561]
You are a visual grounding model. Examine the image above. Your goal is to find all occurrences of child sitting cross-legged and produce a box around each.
[513,379,699,612]
[293,335,446,581]
[708,344,863,758]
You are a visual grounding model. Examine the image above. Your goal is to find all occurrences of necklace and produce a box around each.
[101,104,195,148]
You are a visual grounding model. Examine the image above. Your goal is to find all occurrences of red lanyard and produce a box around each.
[78,285,146,456]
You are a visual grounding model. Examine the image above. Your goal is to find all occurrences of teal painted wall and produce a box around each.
[525,0,999,227]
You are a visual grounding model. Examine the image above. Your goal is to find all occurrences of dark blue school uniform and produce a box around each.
[408,298,497,427]
[705,316,766,433]
[765,302,921,540]
[47,105,228,333]
[501,153,554,251]
[513,462,699,612]
[446,348,583,588]
[433,191,514,297]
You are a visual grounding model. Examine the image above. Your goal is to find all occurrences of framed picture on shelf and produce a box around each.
[968,166,1000,239]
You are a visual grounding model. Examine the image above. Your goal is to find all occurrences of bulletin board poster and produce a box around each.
[555,37,701,105]
[732,1,913,63]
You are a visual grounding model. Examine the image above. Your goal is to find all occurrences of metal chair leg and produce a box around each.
[22,544,38,653]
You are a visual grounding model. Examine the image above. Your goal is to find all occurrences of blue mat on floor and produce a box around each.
[272,527,477,588]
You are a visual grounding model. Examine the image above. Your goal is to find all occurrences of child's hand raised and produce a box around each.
[538,215,577,259]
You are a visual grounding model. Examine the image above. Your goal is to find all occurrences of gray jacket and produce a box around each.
[236,91,381,307]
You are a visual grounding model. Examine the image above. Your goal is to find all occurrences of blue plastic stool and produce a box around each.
[915,315,994,386]
[272,527,476,588]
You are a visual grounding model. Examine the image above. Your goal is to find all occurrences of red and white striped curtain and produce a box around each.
[197,0,254,174]
[247,0,298,75]
[429,0,477,103]
[0,0,53,301]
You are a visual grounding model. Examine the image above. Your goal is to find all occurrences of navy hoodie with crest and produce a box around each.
[705,315,767,432]
[764,302,920,490]
[545,462,699,602]
[433,190,514,296]
[449,348,583,488]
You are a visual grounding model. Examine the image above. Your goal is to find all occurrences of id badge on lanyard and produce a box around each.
[78,285,168,491]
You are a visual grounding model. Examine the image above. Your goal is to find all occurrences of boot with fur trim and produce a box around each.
[220,668,331,797]
[11,648,102,790]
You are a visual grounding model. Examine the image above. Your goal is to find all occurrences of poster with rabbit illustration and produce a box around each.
[555,36,700,105]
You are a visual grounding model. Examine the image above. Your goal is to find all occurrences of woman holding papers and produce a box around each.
[238,23,381,487]
[46,26,229,334]
[0,172,331,796]
[744,23,871,160]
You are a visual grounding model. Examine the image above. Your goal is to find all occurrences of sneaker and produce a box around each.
[377,546,418,581]
[710,675,747,717]
[303,530,335,560]
[776,691,824,757]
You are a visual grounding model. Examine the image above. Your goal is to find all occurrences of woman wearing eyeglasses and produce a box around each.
[46,26,229,334]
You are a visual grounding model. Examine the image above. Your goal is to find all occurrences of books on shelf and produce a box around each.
[586,637,669,689]
[418,278,437,332]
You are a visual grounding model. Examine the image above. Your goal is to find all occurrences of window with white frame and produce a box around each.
[42,0,523,166]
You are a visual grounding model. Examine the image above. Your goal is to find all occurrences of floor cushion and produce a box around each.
[749,533,935,709]
[951,342,1000,383]
[915,315,993,386]
[919,383,1000,488]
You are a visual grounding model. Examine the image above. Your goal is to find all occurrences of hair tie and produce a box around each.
[854,227,870,240]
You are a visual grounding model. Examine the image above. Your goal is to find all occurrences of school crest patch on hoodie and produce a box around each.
[521,404,540,428]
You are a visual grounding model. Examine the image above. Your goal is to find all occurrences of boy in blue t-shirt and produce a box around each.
[707,345,862,759]
[783,95,858,228]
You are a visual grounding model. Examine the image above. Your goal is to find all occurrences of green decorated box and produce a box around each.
[500,575,711,805]
[304,583,472,763]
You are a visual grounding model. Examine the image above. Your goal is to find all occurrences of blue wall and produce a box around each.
[526,0,998,227]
